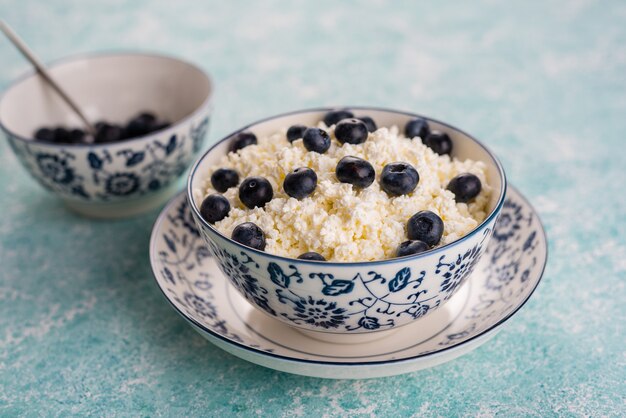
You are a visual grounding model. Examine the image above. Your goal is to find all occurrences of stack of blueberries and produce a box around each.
[33,112,170,144]
[201,109,482,260]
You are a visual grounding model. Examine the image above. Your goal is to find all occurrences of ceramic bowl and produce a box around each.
[0,52,213,218]
[187,107,506,342]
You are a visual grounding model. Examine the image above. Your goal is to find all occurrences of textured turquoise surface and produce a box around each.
[1,0,624,416]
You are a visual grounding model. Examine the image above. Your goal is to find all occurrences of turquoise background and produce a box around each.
[1,0,625,416]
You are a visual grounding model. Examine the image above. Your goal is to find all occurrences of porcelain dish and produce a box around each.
[0,52,213,218]
[186,107,506,339]
[151,185,546,378]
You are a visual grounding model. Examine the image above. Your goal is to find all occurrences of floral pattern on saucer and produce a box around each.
[437,198,540,348]
[203,229,490,333]
[151,186,545,367]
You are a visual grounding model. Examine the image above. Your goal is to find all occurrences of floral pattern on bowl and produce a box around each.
[185,107,507,334]
[196,214,494,333]
[3,116,209,201]
[149,185,546,377]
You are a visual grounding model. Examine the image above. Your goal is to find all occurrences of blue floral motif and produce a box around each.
[105,172,140,196]
[523,231,537,252]
[208,242,276,316]
[184,292,217,319]
[358,316,381,330]
[191,117,209,153]
[19,150,91,198]
[268,262,303,288]
[162,266,175,285]
[119,150,145,167]
[159,188,542,336]
[88,138,190,200]
[2,116,209,201]
[485,201,535,291]
[437,230,490,300]
[35,153,75,184]
[438,324,477,346]
[207,231,496,332]
[170,199,201,237]
[493,200,523,242]
[153,190,543,355]
[87,152,103,169]
[155,198,272,350]
[262,261,436,331]
[276,290,349,329]
[489,261,519,290]
[197,222,496,332]
[439,194,542,347]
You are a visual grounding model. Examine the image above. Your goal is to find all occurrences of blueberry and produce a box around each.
[53,127,71,143]
[358,116,377,133]
[211,168,240,193]
[405,117,430,140]
[68,129,86,144]
[126,112,156,138]
[229,131,257,153]
[137,111,157,123]
[302,128,331,153]
[298,252,326,261]
[200,194,230,224]
[94,120,105,128]
[447,173,482,203]
[283,167,317,199]
[407,210,444,247]
[287,124,307,143]
[335,118,369,145]
[231,222,266,250]
[94,120,108,132]
[380,162,419,196]
[323,109,354,126]
[424,131,453,155]
[95,123,124,143]
[34,127,55,142]
[336,156,375,188]
[239,176,274,209]
[396,240,429,257]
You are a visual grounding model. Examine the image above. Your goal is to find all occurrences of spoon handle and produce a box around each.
[0,20,96,136]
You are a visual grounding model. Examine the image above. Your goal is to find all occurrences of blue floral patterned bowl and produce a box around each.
[187,107,506,341]
[0,52,213,218]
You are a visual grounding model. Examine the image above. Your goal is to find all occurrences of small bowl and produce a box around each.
[187,107,506,342]
[0,52,213,218]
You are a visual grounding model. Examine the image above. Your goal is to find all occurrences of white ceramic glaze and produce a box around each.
[186,108,506,338]
[0,52,213,218]
[150,186,546,379]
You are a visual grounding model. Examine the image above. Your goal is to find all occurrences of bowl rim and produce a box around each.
[0,50,214,148]
[187,106,507,266]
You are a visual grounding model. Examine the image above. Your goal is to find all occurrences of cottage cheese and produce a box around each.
[194,124,492,262]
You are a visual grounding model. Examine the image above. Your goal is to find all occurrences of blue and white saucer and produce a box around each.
[149,186,547,379]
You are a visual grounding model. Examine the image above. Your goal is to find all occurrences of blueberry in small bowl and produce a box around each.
[0,52,213,218]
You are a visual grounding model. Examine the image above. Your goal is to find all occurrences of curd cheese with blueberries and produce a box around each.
[194,110,492,262]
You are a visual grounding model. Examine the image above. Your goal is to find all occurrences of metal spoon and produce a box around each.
[0,20,97,136]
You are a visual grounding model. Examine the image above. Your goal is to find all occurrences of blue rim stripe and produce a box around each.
[186,106,508,266]
[149,184,548,367]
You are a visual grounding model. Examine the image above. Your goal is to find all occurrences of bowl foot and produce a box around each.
[294,327,401,345]
[63,182,179,219]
